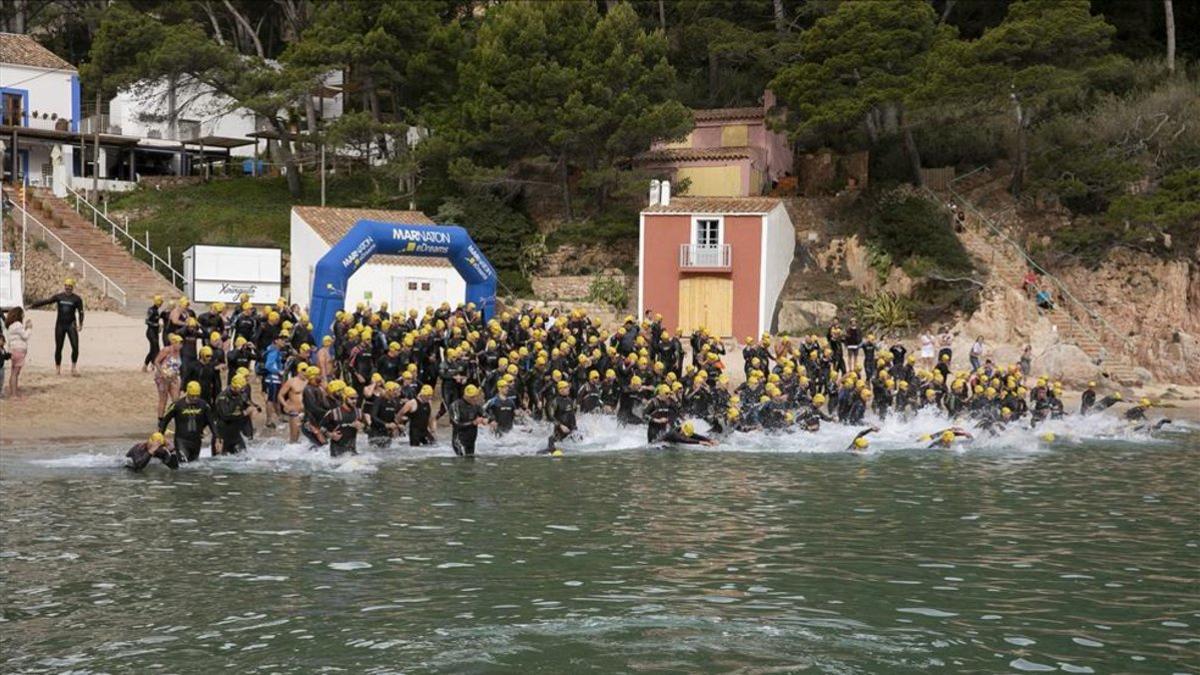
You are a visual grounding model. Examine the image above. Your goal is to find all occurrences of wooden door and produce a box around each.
[678,276,732,337]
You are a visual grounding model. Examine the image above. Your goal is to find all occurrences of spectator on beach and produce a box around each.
[919,332,935,368]
[938,330,954,364]
[970,337,985,371]
[1019,345,1033,376]
[1036,289,1055,311]
[4,307,31,397]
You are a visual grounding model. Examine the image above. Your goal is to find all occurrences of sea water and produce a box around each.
[1,416,1197,673]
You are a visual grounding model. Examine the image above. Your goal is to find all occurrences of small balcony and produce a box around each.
[679,243,732,270]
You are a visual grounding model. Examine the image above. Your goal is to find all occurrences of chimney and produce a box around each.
[649,179,661,206]
[661,180,671,206]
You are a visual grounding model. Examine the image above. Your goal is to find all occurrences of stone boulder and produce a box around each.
[777,300,838,335]
[1034,343,1101,386]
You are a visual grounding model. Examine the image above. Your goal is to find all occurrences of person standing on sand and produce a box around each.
[143,295,164,372]
[919,332,935,369]
[29,278,84,376]
[152,334,184,421]
[970,336,985,371]
[4,307,31,397]
[277,364,308,443]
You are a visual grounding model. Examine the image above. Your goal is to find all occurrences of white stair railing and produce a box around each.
[63,185,185,289]
[2,190,128,307]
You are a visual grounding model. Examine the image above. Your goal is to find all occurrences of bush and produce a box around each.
[851,291,914,333]
[866,191,973,274]
[586,273,628,310]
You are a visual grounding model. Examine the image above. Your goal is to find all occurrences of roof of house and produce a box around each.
[293,206,452,268]
[693,107,765,123]
[0,32,75,71]
[642,196,783,215]
[636,145,763,164]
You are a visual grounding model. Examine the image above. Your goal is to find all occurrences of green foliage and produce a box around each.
[771,0,944,139]
[866,192,973,274]
[851,292,915,333]
[518,233,549,281]
[436,1,692,220]
[586,273,629,310]
[434,194,537,293]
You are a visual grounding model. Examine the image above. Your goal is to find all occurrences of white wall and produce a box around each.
[110,78,259,157]
[1,63,76,130]
[289,210,466,315]
[759,203,796,334]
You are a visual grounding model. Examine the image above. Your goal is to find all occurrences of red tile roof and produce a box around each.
[693,107,764,122]
[642,196,783,214]
[0,33,74,70]
[636,146,763,163]
[292,206,451,268]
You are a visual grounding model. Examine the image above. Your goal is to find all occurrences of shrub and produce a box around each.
[586,273,628,310]
[866,192,972,274]
[435,193,537,291]
[851,291,914,333]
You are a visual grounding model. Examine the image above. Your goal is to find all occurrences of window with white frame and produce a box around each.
[694,217,721,248]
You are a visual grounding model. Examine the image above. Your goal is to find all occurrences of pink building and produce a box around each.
[638,196,795,339]
[636,91,793,197]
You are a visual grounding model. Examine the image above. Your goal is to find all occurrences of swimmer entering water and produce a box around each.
[125,432,180,471]
[659,421,718,447]
[921,427,973,449]
[846,426,880,452]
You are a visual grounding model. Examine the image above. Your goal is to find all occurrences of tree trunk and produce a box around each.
[558,155,573,221]
[939,0,956,25]
[1010,121,1028,197]
[304,92,319,151]
[658,0,666,30]
[900,109,923,187]
[1164,0,1176,74]
[773,0,787,33]
[864,110,879,144]
[707,51,719,106]
[364,75,388,160]
[269,117,303,198]
[11,0,27,33]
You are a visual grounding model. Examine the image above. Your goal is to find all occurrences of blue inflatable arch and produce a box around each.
[310,220,497,340]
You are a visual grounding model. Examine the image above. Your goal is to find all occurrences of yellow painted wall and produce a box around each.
[660,131,694,149]
[676,165,743,197]
[749,169,764,195]
[720,124,749,147]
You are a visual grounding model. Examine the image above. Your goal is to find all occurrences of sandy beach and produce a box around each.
[2,309,1196,452]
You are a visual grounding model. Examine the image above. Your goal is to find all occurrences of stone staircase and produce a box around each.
[950,195,1142,385]
[19,188,181,314]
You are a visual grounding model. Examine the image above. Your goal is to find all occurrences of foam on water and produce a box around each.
[21,409,1183,474]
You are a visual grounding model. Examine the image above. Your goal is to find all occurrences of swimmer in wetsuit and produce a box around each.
[398,384,437,446]
[448,384,488,457]
[143,295,164,372]
[213,375,254,454]
[544,380,578,453]
[845,426,879,452]
[159,380,218,462]
[922,427,973,449]
[483,381,518,435]
[658,420,718,447]
[125,432,181,471]
[321,387,363,457]
[29,278,84,376]
[365,381,404,447]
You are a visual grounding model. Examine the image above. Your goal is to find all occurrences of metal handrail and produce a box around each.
[63,184,185,289]
[929,174,1132,355]
[2,193,128,307]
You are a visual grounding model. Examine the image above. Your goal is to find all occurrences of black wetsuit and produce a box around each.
[406,399,435,446]
[301,384,329,446]
[321,405,361,457]
[181,358,222,404]
[449,398,483,456]
[125,442,181,472]
[546,393,578,451]
[159,395,217,462]
[484,394,517,434]
[1080,388,1097,414]
[644,397,680,444]
[144,304,162,366]
[30,291,84,367]
[213,387,251,453]
[367,395,403,446]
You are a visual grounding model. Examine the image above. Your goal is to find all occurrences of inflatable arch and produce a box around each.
[309,220,497,340]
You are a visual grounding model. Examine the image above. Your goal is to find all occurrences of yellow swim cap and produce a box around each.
[231,375,247,390]
[185,381,201,397]
[419,384,434,397]
[941,430,956,444]
[464,384,481,398]
[1041,432,1056,442]
[551,449,564,457]
[149,432,165,444]
[681,421,695,436]
[853,436,869,449]
[342,387,358,400]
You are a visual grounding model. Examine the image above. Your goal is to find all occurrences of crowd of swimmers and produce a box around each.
[116,291,1170,471]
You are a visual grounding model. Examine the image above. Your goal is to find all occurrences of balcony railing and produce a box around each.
[679,243,731,269]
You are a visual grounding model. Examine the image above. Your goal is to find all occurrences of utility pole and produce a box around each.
[320,141,326,207]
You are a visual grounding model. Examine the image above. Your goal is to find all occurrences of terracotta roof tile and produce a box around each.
[0,33,74,71]
[692,107,764,122]
[636,145,763,163]
[642,196,782,214]
[292,206,452,268]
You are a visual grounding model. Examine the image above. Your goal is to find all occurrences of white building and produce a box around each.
[290,206,466,315]
[1,31,81,188]
[108,68,344,170]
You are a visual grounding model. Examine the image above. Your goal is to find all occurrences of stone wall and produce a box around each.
[6,234,121,312]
